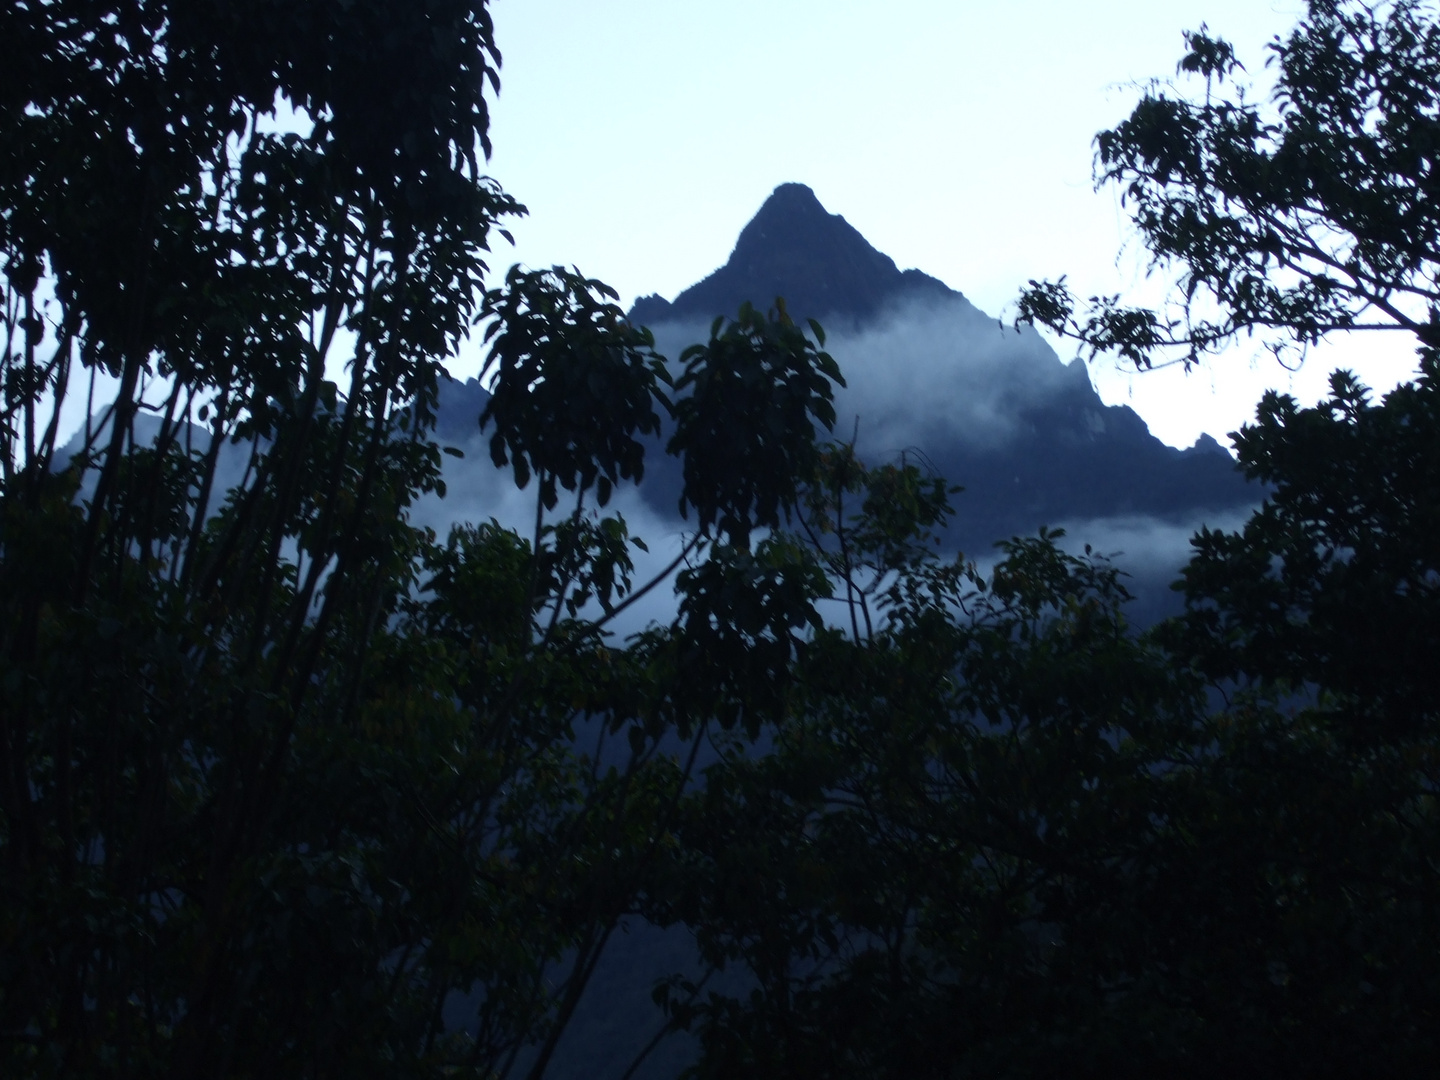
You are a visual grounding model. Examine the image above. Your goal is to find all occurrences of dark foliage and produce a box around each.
[5,2,1439,1079]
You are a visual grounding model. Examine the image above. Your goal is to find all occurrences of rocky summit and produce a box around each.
[629,182,953,328]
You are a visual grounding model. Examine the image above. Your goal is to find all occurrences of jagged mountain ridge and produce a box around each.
[613,182,1254,557]
[440,183,1255,575]
[629,182,954,328]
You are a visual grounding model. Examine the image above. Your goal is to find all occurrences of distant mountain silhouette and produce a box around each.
[440,182,1258,614]
[630,183,953,329]
[610,183,1258,572]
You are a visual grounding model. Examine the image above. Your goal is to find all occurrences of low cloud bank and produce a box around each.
[416,429,698,639]
[644,292,1090,457]
[1046,508,1255,624]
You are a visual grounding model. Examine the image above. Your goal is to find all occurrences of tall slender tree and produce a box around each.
[0,4,845,1077]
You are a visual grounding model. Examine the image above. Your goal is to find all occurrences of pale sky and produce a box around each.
[474,0,1423,450]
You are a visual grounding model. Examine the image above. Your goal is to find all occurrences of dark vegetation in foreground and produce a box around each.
[2,1,1438,1077]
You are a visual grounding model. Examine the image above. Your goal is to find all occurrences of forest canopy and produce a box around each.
[1,1,1438,1078]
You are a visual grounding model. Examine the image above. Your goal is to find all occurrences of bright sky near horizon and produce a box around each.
[476,0,1424,450]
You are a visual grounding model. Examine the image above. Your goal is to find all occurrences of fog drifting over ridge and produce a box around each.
[43,169,1269,646]
[645,292,1098,457]
[61,379,1249,639]
[617,280,1260,626]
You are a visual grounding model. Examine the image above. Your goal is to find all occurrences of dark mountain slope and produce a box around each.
[630,182,953,329]
[616,183,1256,559]
[441,184,1255,558]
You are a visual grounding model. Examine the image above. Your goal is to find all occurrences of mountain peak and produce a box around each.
[731,183,856,261]
[630,183,955,327]
[748,180,827,215]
